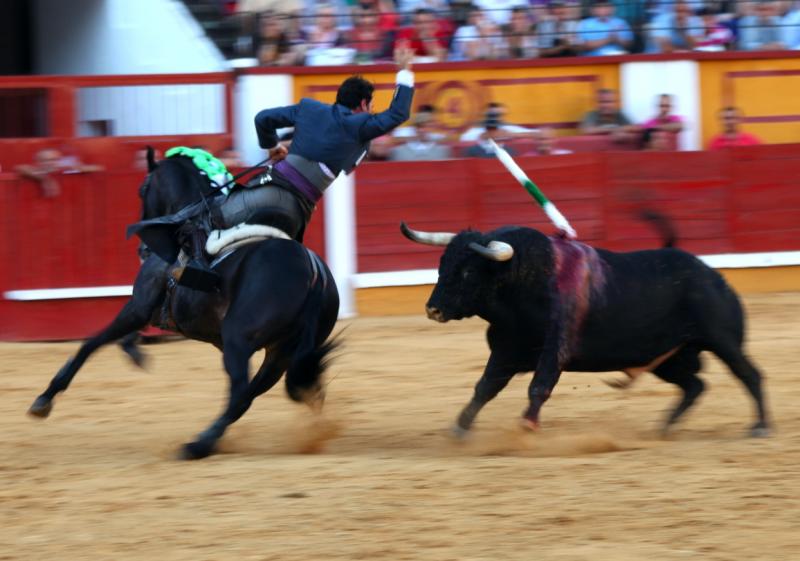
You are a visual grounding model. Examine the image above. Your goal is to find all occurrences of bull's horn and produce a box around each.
[468,241,514,261]
[400,221,456,246]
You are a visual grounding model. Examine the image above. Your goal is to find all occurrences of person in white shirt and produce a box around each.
[459,102,535,141]
[474,0,530,26]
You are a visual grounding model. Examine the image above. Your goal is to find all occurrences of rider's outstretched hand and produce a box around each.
[394,43,414,71]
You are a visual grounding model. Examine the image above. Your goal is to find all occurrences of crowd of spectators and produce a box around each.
[231,0,800,66]
[372,88,761,161]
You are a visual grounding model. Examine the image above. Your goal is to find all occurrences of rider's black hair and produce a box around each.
[336,76,375,110]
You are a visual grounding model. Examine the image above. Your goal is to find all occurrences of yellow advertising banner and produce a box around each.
[293,63,620,134]
[699,57,800,147]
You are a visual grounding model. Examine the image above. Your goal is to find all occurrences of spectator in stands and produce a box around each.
[395,0,449,24]
[389,112,453,160]
[474,0,526,26]
[460,102,534,141]
[643,128,673,151]
[305,3,345,49]
[450,6,505,61]
[346,4,389,62]
[738,0,785,50]
[577,0,634,56]
[465,113,518,158]
[649,0,704,53]
[502,6,540,59]
[256,11,293,65]
[15,148,103,198]
[782,1,800,49]
[694,7,734,51]
[537,1,581,57]
[393,104,449,140]
[579,88,639,140]
[640,93,684,149]
[528,127,573,155]
[394,7,452,62]
[708,106,762,149]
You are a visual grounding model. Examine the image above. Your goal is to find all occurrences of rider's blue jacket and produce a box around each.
[254,72,414,177]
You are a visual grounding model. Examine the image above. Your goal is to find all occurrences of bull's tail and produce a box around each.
[639,209,677,248]
[284,264,339,404]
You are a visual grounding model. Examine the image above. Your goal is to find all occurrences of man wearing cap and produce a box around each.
[465,112,519,158]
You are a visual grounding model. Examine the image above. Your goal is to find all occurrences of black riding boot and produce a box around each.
[175,227,221,292]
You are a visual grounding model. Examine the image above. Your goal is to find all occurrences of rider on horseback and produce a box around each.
[130,47,416,291]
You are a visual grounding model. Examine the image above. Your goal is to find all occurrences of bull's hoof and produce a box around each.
[28,396,53,419]
[179,439,216,460]
[450,424,471,440]
[519,418,540,432]
[749,423,771,438]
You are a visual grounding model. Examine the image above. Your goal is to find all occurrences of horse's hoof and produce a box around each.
[179,440,216,460]
[519,418,540,432]
[450,424,471,440]
[749,424,771,438]
[124,346,148,370]
[28,396,53,419]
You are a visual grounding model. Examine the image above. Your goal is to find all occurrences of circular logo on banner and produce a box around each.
[417,80,489,132]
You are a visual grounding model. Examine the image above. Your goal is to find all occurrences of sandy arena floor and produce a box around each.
[1,293,799,560]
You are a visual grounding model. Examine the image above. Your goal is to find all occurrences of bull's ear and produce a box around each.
[146,146,158,172]
[468,241,514,261]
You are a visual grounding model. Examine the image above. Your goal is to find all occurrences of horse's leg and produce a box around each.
[181,337,260,460]
[182,344,295,460]
[29,258,168,418]
[118,332,147,369]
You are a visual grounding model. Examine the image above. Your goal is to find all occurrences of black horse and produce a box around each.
[28,150,340,459]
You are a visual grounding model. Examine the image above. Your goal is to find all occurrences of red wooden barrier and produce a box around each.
[0,170,325,341]
[355,145,800,274]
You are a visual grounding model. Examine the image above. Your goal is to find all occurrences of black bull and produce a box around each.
[28,153,340,460]
[401,221,770,437]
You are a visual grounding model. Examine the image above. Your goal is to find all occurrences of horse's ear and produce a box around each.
[146,146,158,172]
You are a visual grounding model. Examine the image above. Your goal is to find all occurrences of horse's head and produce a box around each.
[137,148,209,220]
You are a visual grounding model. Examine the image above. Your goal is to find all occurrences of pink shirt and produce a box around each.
[642,114,683,129]
[708,133,762,150]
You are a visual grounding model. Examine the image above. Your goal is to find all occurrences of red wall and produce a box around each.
[355,145,800,273]
[2,145,799,341]
[0,170,325,341]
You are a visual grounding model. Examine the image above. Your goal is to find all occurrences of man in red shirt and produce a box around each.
[708,106,762,150]
[394,7,452,61]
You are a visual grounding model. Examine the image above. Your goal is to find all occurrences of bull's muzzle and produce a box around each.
[426,305,447,323]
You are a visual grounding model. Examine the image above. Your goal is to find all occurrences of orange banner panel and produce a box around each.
[293,64,619,134]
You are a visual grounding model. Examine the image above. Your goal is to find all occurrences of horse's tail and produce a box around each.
[284,261,339,404]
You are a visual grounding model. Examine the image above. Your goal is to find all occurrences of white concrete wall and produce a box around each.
[234,74,294,163]
[620,60,701,150]
[77,84,226,136]
[34,0,227,75]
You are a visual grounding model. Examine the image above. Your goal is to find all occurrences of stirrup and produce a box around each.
[173,259,220,292]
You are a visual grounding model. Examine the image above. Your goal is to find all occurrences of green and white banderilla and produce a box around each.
[488,138,577,239]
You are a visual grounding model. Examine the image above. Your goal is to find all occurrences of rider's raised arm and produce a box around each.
[357,71,414,143]
[255,104,300,148]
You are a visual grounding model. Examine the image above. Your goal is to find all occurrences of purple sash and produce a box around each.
[274,160,323,204]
